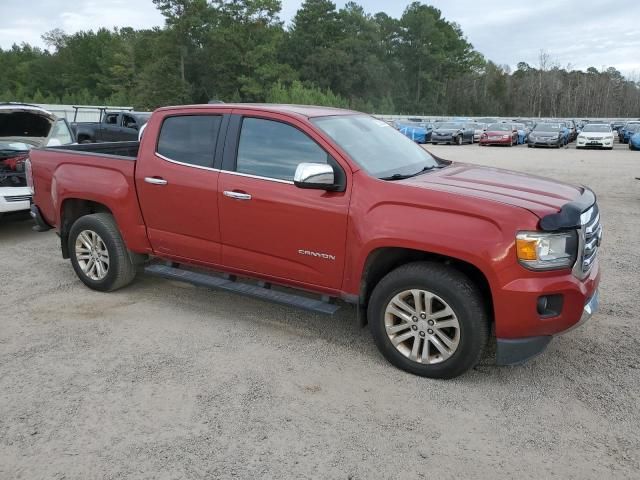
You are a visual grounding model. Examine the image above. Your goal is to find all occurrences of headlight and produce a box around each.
[516,231,578,270]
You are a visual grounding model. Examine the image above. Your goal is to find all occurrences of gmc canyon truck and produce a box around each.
[28,104,601,379]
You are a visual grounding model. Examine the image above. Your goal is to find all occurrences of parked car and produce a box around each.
[0,103,75,218]
[565,120,578,142]
[29,104,601,379]
[618,121,640,143]
[628,131,640,151]
[396,122,432,144]
[470,122,486,142]
[71,107,151,143]
[528,123,566,148]
[431,122,474,145]
[621,123,640,144]
[612,121,626,132]
[479,123,517,146]
[576,124,615,150]
[557,122,571,145]
[513,123,529,144]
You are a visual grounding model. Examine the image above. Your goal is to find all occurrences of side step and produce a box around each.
[144,263,340,315]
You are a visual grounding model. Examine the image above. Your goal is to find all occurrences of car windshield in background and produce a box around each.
[533,123,561,132]
[627,124,640,132]
[487,123,511,131]
[312,115,441,179]
[436,123,463,129]
[582,124,611,133]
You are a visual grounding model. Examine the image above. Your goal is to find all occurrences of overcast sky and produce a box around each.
[1,0,638,77]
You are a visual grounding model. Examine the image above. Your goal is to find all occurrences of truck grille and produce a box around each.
[577,205,601,277]
[4,194,32,203]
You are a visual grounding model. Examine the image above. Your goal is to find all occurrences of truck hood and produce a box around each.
[402,163,582,218]
[0,105,56,148]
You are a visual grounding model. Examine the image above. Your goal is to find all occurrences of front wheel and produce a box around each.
[368,262,489,379]
[69,213,137,292]
[456,135,463,146]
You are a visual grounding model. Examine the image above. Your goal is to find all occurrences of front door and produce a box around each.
[135,112,228,265]
[218,115,350,290]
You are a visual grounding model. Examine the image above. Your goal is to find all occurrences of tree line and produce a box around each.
[0,0,638,118]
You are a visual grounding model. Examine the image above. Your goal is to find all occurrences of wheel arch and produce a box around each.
[60,198,114,258]
[358,247,494,327]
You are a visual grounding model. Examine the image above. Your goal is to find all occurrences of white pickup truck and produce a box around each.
[0,104,75,218]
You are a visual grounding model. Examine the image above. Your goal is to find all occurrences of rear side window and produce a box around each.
[236,118,328,181]
[157,115,222,168]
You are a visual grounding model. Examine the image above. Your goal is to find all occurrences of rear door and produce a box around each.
[118,113,141,141]
[217,113,351,290]
[100,112,120,142]
[135,111,229,265]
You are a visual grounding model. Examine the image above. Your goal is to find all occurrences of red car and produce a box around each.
[28,104,601,379]
[480,123,518,146]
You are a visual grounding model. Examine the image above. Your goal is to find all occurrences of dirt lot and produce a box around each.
[1,142,639,479]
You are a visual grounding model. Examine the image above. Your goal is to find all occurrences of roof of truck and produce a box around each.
[156,103,359,118]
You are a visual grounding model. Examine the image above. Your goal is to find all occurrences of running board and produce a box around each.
[144,264,340,315]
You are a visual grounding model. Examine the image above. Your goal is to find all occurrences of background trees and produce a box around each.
[1,0,638,116]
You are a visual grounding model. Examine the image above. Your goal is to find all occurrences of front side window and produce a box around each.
[236,118,328,181]
[157,115,222,168]
[123,115,137,129]
[105,114,118,124]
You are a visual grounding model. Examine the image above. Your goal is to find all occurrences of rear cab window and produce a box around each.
[156,115,222,168]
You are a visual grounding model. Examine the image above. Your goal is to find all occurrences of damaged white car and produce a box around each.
[0,104,74,218]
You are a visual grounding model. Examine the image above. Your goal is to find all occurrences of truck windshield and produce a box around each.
[312,115,441,179]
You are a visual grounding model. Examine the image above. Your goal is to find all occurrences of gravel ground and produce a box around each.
[1,141,639,479]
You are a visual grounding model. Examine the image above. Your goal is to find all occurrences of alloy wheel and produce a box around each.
[384,289,460,364]
[75,230,110,281]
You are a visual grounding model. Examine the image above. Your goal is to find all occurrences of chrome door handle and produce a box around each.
[223,191,252,200]
[145,177,168,185]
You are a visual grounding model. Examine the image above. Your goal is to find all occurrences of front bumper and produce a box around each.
[480,137,511,145]
[431,135,454,143]
[528,138,561,147]
[496,289,599,365]
[577,138,613,148]
[0,186,32,213]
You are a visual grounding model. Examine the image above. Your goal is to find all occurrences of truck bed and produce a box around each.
[49,141,139,159]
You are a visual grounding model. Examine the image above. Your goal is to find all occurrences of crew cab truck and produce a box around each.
[28,104,601,379]
[71,106,151,144]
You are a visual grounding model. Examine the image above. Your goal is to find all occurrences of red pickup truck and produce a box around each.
[28,104,601,379]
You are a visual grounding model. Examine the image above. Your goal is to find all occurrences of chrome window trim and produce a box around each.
[221,170,294,185]
[152,154,296,185]
[154,152,220,173]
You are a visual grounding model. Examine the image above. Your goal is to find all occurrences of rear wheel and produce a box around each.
[368,262,489,379]
[69,213,137,292]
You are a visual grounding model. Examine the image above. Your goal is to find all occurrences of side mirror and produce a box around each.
[294,163,336,190]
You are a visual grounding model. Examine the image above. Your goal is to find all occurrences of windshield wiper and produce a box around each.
[380,164,443,181]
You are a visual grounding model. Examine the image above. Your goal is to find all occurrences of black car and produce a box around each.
[528,123,565,148]
[431,122,475,145]
[70,107,151,143]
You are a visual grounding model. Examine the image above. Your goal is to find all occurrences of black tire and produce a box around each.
[68,213,136,292]
[456,135,463,146]
[368,262,489,379]
[527,144,532,148]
